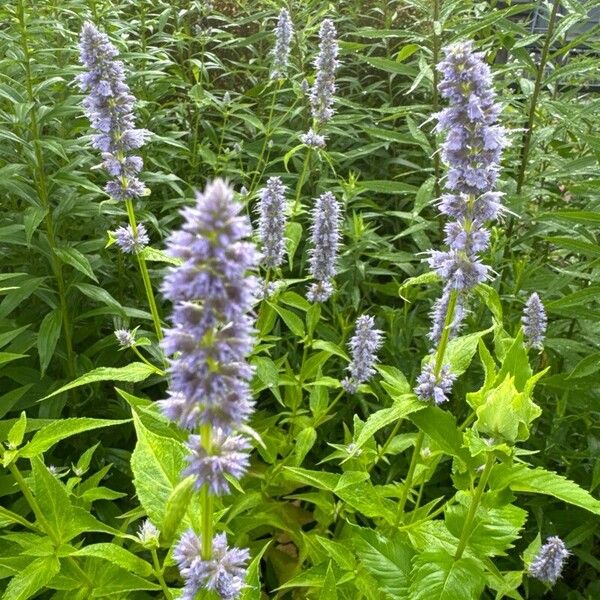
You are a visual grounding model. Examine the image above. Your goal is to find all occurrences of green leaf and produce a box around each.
[270,302,305,336]
[444,328,493,377]
[286,222,303,268]
[37,309,62,376]
[55,247,97,282]
[240,541,272,600]
[294,427,317,466]
[410,406,464,460]
[355,394,424,449]
[319,562,338,600]
[131,412,188,525]
[20,418,129,458]
[42,363,157,399]
[352,526,413,598]
[71,543,153,577]
[1,555,60,600]
[356,180,418,195]
[363,56,414,76]
[409,551,486,600]
[494,330,531,391]
[161,476,195,545]
[490,463,600,515]
[7,412,27,449]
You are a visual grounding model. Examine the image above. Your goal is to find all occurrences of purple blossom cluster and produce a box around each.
[160,180,257,599]
[270,8,294,79]
[522,292,547,350]
[77,23,147,202]
[114,223,149,254]
[341,315,383,393]
[309,19,339,125]
[174,531,250,600]
[300,129,326,149]
[257,177,287,268]
[159,179,259,434]
[529,536,569,585]
[416,42,507,405]
[307,192,342,303]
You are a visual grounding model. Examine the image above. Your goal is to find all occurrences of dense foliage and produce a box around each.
[1,1,599,598]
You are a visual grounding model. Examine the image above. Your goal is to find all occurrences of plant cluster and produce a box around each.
[0,1,599,599]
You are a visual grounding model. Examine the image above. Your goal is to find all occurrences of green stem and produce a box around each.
[250,79,282,192]
[515,0,561,195]
[124,199,163,341]
[131,346,165,376]
[292,150,312,214]
[151,548,172,599]
[9,463,59,545]
[395,430,424,524]
[200,425,213,559]
[16,0,76,379]
[454,454,494,560]
[433,289,458,378]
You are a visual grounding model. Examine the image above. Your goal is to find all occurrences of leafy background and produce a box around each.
[0,0,599,598]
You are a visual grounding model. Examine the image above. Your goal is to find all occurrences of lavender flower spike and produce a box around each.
[415,363,456,405]
[522,292,547,350]
[341,315,384,393]
[114,223,149,254]
[529,536,569,585]
[307,191,342,303]
[257,177,287,268]
[174,530,249,600]
[183,429,251,496]
[271,8,294,79]
[160,179,260,432]
[77,23,148,201]
[309,19,339,125]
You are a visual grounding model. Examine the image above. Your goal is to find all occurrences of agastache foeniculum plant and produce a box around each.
[416,41,507,405]
[77,22,148,203]
[160,180,258,599]
[270,8,294,79]
[3,5,597,599]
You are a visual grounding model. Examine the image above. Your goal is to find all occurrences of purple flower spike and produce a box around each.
[415,362,456,405]
[114,223,149,254]
[160,179,260,433]
[307,191,342,303]
[309,19,339,125]
[522,292,547,350]
[271,8,294,79]
[174,530,250,600]
[529,536,569,585]
[77,22,148,201]
[257,176,287,268]
[183,429,251,496]
[341,315,383,393]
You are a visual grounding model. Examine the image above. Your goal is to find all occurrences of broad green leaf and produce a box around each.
[352,526,413,598]
[55,247,97,282]
[490,464,600,515]
[42,363,157,399]
[357,180,418,195]
[20,418,130,458]
[37,309,62,375]
[410,406,464,460]
[270,302,305,337]
[131,412,188,525]
[409,551,486,600]
[355,394,424,449]
[1,555,59,600]
[7,412,27,449]
[294,427,317,466]
[240,541,272,600]
[319,562,338,600]
[161,476,195,545]
[71,544,153,577]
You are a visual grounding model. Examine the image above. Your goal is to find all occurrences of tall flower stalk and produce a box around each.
[294,18,339,214]
[160,180,259,600]
[77,22,163,340]
[416,41,507,405]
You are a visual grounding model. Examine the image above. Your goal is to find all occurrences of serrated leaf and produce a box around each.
[42,363,156,399]
[71,544,153,577]
[490,463,600,515]
[1,555,59,600]
[55,247,97,282]
[37,309,62,375]
[20,418,129,458]
[319,562,338,600]
[409,551,486,600]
